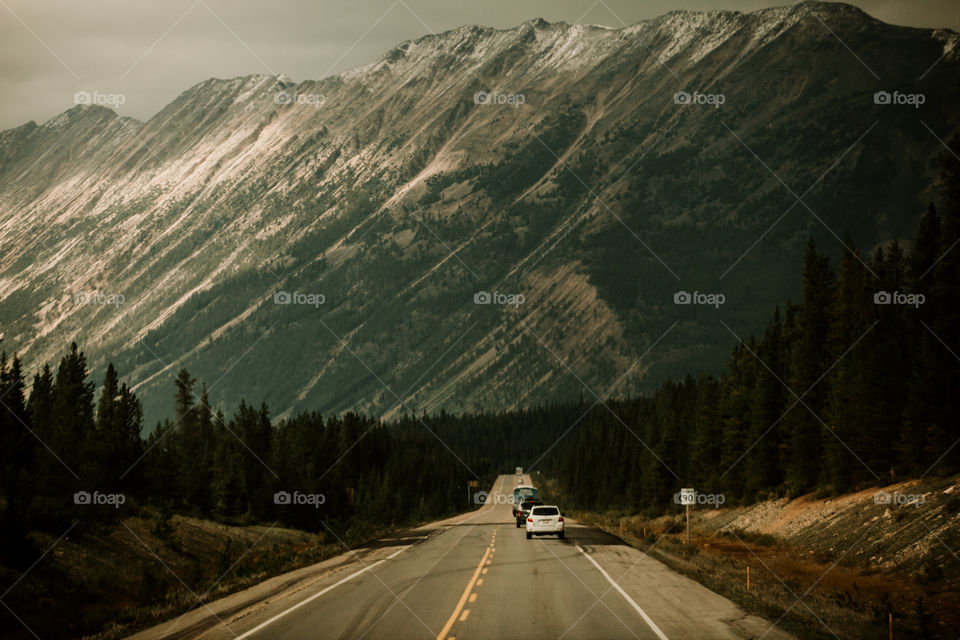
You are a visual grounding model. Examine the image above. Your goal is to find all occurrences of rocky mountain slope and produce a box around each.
[1,2,958,422]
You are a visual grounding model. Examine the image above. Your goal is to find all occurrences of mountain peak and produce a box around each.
[1,0,957,422]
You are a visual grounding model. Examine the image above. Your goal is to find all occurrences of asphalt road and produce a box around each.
[129,475,793,640]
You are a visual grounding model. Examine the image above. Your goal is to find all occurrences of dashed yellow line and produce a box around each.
[435,547,491,640]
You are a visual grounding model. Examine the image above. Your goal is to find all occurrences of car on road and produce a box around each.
[515,497,543,527]
[512,484,538,518]
[526,505,564,539]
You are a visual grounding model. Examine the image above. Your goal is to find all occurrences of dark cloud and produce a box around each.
[0,0,957,129]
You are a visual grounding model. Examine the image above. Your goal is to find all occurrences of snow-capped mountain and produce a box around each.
[1,2,958,422]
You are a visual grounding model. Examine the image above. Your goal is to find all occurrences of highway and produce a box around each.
[129,475,793,640]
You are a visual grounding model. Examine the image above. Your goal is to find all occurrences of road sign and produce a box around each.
[680,487,694,543]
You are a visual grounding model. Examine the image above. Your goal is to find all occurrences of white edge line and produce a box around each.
[577,545,670,640]
[234,544,412,639]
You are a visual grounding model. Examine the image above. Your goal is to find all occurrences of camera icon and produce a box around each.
[473,490,489,505]
[74,91,91,105]
[274,291,292,304]
[274,491,291,505]
[873,91,891,105]
[874,291,891,304]
[673,91,691,105]
[874,491,892,505]
[274,91,292,105]
[474,291,492,304]
[674,290,692,304]
[74,491,91,505]
[473,91,490,105]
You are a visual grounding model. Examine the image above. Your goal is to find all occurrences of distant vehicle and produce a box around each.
[526,505,564,539]
[512,484,538,517]
[515,497,543,527]
[515,466,523,476]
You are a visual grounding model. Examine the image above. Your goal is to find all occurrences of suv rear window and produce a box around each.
[531,507,559,516]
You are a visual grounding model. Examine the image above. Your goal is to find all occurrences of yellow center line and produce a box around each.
[468,593,477,603]
[459,610,470,622]
[435,547,491,640]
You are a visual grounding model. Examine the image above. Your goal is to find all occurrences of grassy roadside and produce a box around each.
[0,505,447,640]
[571,507,956,640]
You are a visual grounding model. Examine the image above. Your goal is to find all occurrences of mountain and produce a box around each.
[1,2,958,423]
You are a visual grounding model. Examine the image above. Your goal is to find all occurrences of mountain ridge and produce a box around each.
[1,1,959,424]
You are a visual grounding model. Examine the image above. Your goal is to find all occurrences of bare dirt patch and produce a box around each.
[575,474,960,640]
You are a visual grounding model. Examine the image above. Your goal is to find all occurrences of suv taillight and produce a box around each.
[558,517,564,522]
[527,517,533,523]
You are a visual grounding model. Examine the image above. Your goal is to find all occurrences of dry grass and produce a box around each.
[575,479,960,640]
[0,507,390,640]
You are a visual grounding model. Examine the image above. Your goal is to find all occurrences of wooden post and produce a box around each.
[747,566,750,591]
[889,613,892,640]
[686,504,690,543]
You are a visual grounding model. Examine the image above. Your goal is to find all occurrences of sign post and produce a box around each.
[679,488,695,543]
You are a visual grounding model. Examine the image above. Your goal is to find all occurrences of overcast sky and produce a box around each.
[1,0,957,130]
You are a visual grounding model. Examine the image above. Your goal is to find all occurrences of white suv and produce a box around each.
[525,505,565,539]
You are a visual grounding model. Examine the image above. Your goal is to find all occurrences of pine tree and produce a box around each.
[689,375,722,495]
[89,363,121,491]
[0,350,35,559]
[783,240,834,495]
[718,342,759,502]
[744,308,786,500]
[0,353,30,490]
[115,382,144,492]
[49,344,96,499]
[901,204,943,475]
[859,242,909,482]
[822,236,871,491]
[926,136,960,473]
[173,369,211,512]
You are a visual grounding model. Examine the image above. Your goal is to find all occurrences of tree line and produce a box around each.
[546,141,960,510]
